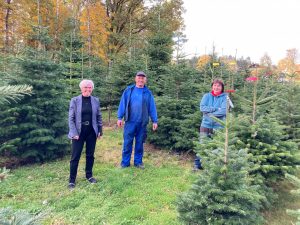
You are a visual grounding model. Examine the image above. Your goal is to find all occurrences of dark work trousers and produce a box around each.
[194,127,214,169]
[69,125,96,183]
[121,121,147,167]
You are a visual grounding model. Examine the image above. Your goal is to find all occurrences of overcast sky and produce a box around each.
[182,0,300,64]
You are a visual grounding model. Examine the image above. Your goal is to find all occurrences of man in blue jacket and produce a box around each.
[117,71,158,169]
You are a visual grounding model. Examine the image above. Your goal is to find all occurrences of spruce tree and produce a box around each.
[272,83,300,149]
[233,78,299,182]
[0,55,69,162]
[177,114,264,224]
[233,115,299,181]
[58,17,93,99]
[147,97,200,152]
[0,85,32,104]
[147,64,202,152]
[161,63,201,100]
[147,31,173,73]
[145,19,173,96]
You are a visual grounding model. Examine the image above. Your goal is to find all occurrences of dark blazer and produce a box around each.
[68,95,103,139]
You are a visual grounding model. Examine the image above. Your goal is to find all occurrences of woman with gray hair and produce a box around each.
[67,79,103,189]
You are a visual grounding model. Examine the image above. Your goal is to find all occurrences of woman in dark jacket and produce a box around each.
[68,79,103,189]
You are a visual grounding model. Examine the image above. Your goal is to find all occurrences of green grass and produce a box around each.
[0,127,196,224]
[1,126,299,224]
[263,178,300,225]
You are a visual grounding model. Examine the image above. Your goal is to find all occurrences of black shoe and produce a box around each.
[192,165,203,172]
[68,182,75,189]
[87,177,97,184]
[134,164,145,169]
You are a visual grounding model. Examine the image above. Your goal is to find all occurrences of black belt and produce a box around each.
[82,121,90,126]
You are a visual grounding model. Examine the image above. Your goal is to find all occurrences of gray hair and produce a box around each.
[79,79,94,89]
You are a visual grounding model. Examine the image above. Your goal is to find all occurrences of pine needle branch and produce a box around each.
[0,85,33,104]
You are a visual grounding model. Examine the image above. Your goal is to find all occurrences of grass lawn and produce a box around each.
[263,178,300,225]
[0,127,197,224]
[1,122,299,224]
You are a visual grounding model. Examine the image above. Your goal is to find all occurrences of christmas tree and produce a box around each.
[177,111,264,224]
[0,55,69,162]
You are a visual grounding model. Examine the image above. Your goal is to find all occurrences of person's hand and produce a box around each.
[72,135,79,140]
[97,133,102,140]
[153,123,158,131]
[117,119,123,128]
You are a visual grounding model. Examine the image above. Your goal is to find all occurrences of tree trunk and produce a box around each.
[4,0,12,53]
[37,0,43,50]
[86,0,92,68]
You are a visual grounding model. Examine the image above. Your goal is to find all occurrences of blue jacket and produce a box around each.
[117,84,158,126]
[200,92,227,129]
[68,95,103,139]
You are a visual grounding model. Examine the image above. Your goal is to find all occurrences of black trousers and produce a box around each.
[69,125,96,183]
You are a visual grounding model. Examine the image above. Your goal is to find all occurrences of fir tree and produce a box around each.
[147,63,202,152]
[0,85,32,104]
[145,19,174,96]
[146,29,173,73]
[147,97,200,152]
[233,78,299,182]
[58,18,91,99]
[234,115,299,181]
[177,114,264,225]
[0,55,69,162]
[272,83,300,149]
[161,63,201,100]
